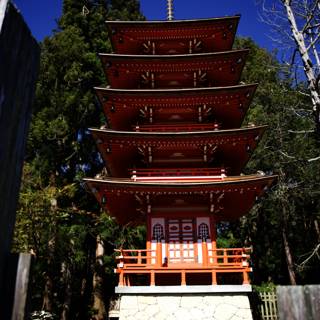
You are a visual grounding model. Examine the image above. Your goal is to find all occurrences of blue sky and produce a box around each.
[13,0,273,50]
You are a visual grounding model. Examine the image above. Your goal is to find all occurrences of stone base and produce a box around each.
[118,293,253,320]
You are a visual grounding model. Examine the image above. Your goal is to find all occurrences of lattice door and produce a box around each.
[167,218,196,264]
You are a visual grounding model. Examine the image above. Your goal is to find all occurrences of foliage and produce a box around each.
[13,0,144,318]
[31,311,56,320]
[252,282,277,293]
[234,37,320,284]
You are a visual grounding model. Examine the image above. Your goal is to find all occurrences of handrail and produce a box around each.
[115,249,156,267]
[130,167,226,177]
[207,247,251,267]
[134,122,219,132]
[114,247,251,268]
[115,247,252,287]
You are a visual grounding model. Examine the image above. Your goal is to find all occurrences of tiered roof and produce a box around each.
[95,84,258,130]
[106,16,240,54]
[99,50,249,89]
[90,126,266,177]
[85,15,276,225]
[86,175,275,225]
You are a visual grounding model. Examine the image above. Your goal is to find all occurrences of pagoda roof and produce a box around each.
[90,126,266,177]
[99,50,249,89]
[95,84,257,130]
[106,16,240,55]
[84,174,276,224]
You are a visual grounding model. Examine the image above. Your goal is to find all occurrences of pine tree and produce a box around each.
[13,1,144,318]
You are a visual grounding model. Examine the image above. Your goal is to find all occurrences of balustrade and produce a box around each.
[115,246,251,286]
[130,167,227,181]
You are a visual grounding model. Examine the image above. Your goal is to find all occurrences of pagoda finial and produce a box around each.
[167,0,174,21]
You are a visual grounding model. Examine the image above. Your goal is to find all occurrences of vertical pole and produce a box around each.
[10,254,33,320]
[242,271,249,285]
[181,271,186,286]
[167,0,174,21]
[202,241,208,266]
[156,242,162,267]
[211,271,217,285]
[119,271,124,287]
[150,271,155,286]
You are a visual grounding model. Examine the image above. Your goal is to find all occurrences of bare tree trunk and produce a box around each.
[60,262,72,320]
[92,235,106,320]
[314,219,320,242]
[42,198,57,312]
[42,274,53,312]
[42,236,55,311]
[283,0,320,132]
[281,219,297,285]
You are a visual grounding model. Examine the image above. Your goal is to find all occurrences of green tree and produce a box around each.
[13,1,144,319]
[234,38,320,285]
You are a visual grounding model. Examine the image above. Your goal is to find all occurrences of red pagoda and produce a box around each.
[85,8,276,293]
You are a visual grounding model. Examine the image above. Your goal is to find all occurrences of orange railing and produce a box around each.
[115,246,252,286]
[208,248,251,266]
[115,249,155,267]
[115,246,251,269]
[130,167,227,181]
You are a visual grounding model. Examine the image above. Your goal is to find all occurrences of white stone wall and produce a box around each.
[119,294,253,320]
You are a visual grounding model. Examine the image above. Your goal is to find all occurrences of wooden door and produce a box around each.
[167,218,196,264]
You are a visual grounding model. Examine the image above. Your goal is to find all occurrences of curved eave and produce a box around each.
[105,15,241,26]
[90,126,267,177]
[95,84,258,130]
[99,49,249,61]
[94,83,258,95]
[84,174,277,225]
[100,50,249,89]
[90,125,267,138]
[106,16,240,54]
[84,174,276,187]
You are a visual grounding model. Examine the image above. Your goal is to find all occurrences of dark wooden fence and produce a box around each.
[277,285,320,320]
[0,0,40,318]
[254,285,320,320]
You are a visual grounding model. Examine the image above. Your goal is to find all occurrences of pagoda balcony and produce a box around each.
[133,122,220,132]
[115,246,251,287]
[130,167,226,182]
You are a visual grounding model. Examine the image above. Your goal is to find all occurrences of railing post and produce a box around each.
[150,271,155,286]
[202,241,208,266]
[212,248,216,265]
[156,242,162,267]
[223,249,228,264]
[181,271,186,285]
[137,250,142,265]
[242,271,249,284]
[119,271,124,287]
[211,271,217,285]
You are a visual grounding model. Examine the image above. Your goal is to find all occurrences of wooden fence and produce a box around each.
[277,285,320,320]
[255,285,320,320]
[258,290,278,320]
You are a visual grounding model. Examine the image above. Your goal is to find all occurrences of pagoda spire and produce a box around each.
[167,0,174,20]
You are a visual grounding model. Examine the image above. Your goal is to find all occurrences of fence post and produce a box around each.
[256,288,278,320]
